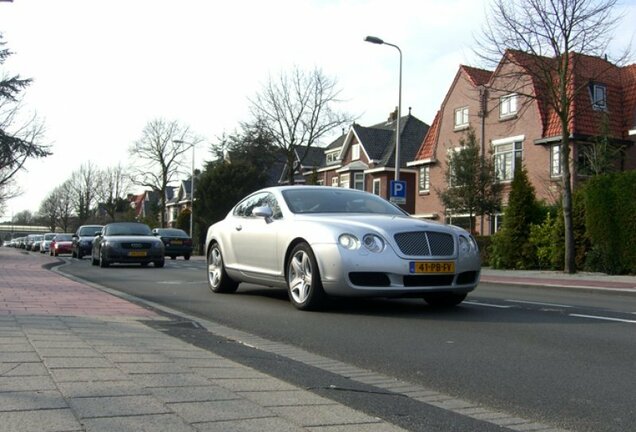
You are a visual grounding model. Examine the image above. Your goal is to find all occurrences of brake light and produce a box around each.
[184,239,192,246]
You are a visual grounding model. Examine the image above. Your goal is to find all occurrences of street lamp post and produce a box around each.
[172,140,195,238]
[364,35,402,182]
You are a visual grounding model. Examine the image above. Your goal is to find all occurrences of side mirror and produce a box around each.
[252,206,274,224]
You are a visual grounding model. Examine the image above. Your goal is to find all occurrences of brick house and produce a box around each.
[291,109,429,214]
[165,179,192,228]
[409,51,636,234]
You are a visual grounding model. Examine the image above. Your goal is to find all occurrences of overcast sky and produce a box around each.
[1,0,634,222]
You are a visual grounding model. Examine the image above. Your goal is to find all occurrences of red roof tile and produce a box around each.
[415,110,440,160]
[461,65,492,87]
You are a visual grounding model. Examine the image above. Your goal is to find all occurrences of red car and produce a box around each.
[49,233,74,256]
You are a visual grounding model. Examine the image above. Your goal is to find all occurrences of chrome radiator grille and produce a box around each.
[393,231,455,256]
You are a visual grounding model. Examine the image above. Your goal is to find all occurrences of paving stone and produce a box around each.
[0,343,35,352]
[37,348,102,358]
[0,352,41,362]
[149,385,240,403]
[161,349,222,359]
[270,404,383,427]
[105,353,171,363]
[0,390,68,411]
[308,424,408,432]
[57,380,151,398]
[83,413,197,432]
[29,340,90,349]
[0,337,26,344]
[131,373,211,388]
[0,408,82,432]
[117,361,190,374]
[44,357,113,369]
[196,416,306,432]
[177,358,241,368]
[216,377,299,392]
[240,390,334,407]
[50,368,128,382]
[0,363,48,376]
[68,394,170,418]
[0,376,57,392]
[168,399,274,423]
[193,367,266,380]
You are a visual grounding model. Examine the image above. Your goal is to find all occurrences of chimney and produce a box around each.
[388,107,398,123]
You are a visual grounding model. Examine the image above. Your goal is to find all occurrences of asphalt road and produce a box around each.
[57,256,636,432]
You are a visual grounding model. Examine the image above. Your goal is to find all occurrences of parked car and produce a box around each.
[205,186,481,311]
[91,222,165,268]
[152,228,193,260]
[50,233,74,256]
[26,234,44,251]
[39,233,58,254]
[72,225,104,259]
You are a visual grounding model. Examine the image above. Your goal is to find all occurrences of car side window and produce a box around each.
[233,192,282,219]
[263,193,283,220]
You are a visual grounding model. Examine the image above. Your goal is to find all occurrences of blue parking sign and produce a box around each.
[390,180,406,204]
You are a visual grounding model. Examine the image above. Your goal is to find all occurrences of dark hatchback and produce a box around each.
[152,228,193,260]
[92,222,165,268]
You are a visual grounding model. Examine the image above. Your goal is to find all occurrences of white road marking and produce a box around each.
[464,301,512,309]
[570,314,636,324]
[505,299,573,308]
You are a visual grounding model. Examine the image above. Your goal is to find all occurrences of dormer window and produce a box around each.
[499,94,518,118]
[454,107,469,129]
[590,83,607,111]
[326,151,339,164]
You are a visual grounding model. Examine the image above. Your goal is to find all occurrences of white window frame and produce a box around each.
[326,151,338,164]
[591,84,607,110]
[492,136,524,182]
[339,173,350,188]
[499,93,518,118]
[454,107,469,128]
[331,176,338,187]
[353,172,364,190]
[372,179,381,195]
[419,166,430,193]
[351,144,360,160]
[550,144,562,177]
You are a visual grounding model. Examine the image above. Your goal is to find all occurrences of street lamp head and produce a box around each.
[364,36,384,45]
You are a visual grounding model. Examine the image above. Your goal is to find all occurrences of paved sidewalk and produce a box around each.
[0,248,405,432]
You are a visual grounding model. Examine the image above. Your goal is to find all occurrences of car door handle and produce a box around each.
[235,225,242,231]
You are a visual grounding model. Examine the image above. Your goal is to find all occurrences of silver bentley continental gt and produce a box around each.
[205,186,480,310]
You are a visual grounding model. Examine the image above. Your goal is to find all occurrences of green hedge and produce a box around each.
[584,171,636,274]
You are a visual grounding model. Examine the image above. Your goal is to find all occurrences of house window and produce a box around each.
[454,107,469,128]
[331,176,338,187]
[590,83,607,110]
[499,94,518,117]
[490,213,504,234]
[372,179,381,195]
[340,173,350,188]
[550,144,562,177]
[493,140,523,181]
[326,151,339,164]
[351,144,360,160]
[419,166,430,193]
[353,172,364,190]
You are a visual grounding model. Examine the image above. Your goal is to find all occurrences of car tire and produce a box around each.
[184,254,190,261]
[99,251,109,268]
[91,254,98,266]
[286,242,326,311]
[155,260,164,268]
[207,243,238,293]
[423,292,467,308]
[77,250,83,259]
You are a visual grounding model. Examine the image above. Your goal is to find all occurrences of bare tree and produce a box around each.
[476,0,628,273]
[128,119,199,227]
[249,66,354,184]
[69,162,99,224]
[0,33,49,216]
[39,191,59,231]
[55,180,74,232]
[95,164,132,221]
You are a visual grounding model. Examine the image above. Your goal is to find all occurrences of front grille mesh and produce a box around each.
[394,231,454,257]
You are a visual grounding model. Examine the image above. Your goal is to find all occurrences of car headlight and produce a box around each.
[458,234,478,255]
[362,234,385,253]
[338,234,360,250]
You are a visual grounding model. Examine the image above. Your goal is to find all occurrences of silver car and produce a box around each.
[205,186,480,310]
[91,222,165,268]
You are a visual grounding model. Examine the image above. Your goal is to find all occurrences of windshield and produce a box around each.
[79,226,102,236]
[156,229,189,238]
[55,234,73,241]
[105,223,152,236]
[44,234,56,240]
[282,188,406,216]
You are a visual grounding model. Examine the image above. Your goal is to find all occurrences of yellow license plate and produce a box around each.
[410,261,455,273]
[128,251,147,257]
[171,240,182,245]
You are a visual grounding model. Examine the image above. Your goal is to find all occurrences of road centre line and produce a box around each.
[464,301,512,309]
[569,314,636,324]
[505,299,573,308]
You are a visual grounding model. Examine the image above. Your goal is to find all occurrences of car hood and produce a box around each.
[293,214,450,235]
